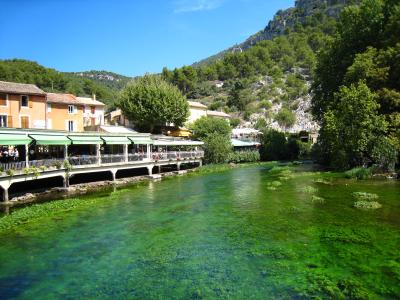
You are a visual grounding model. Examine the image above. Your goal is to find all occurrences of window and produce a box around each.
[21,95,29,107]
[91,106,95,114]
[47,103,52,112]
[0,93,8,106]
[21,116,29,129]
[0,115,7,127]
[68,105,75,114]
[68,120,74,132]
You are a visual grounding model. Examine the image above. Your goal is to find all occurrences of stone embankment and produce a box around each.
[2,169,194,208]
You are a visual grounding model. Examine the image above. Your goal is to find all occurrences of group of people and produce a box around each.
[0,147,20,162]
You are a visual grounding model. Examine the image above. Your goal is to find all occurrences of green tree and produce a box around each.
[275,108,296,130]
[315,82,390,169]
[118,75,189,132]
[191,116,232,164]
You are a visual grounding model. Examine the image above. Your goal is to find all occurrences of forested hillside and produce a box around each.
[161,0,356,132]
[0,59,122,107]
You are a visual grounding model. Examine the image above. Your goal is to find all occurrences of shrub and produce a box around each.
[344,167,372,180]
[226,151,260,163]
[53,161,62,170]
[5,169,14,177]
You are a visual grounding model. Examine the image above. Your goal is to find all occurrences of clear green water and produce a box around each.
[0,165,399,299]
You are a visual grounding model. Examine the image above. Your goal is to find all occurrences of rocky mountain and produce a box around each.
[193,0,358,66]
[65,70,132,91]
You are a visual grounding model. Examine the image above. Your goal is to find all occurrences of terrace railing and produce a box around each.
[101,154,125,164]
[69,155,99,166]
[128,153,145,162]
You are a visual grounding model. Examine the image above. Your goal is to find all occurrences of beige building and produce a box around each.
[0,81,47,129]
[46,93,85,132]
[187,101,207,124]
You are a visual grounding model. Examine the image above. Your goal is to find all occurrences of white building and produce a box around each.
[187,101,207,124]
[77,96,105,128]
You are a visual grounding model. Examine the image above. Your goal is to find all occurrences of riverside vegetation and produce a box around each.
[0,163,399,299]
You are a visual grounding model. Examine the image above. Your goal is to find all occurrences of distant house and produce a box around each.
[232,128,262,143]
[46,93,84,132]
[76,96,105,128]
[206,110,231,121]
[0,81,47,129]
[104,109,132,128]
[187,101,207,124]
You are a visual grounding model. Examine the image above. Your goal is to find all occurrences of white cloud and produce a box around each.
[174,0,226,13]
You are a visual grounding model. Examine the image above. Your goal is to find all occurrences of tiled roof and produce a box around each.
[46,93,82,105]
[76,97,106,106]
[0,81,45,95]
[188,101,207,109]
[206,110,231,118]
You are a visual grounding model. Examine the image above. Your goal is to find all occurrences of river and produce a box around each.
[0,164,399,299]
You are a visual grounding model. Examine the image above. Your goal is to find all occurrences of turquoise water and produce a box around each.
[0,165,399,299]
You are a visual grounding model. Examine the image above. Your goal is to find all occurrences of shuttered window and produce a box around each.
[7,116,13,128]
[21,116,29,129]
[0,93,7,106]
[21,95,29,107]
[0,115,7,127]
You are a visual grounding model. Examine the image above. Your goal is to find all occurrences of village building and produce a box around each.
[0,81,47,129]
[46,93,85,132]
[187,101,207,124]
[206,110,231,121]
[104,109,132,128]
[77,96,105,128]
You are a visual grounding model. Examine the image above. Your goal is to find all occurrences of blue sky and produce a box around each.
[0,0,294,76]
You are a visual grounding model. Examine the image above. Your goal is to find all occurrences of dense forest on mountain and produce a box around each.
[0,59,119,107]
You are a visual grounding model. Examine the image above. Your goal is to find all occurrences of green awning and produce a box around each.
[29,134,71,146]
[68,136,103,145]
[128,137,154,145]
[101,136,131,145]
[0,134,32,145]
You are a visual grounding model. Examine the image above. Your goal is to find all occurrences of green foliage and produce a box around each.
[275,108,296,129]
[312,0,400,170]
[260,130,302,161]
[118,75,189,132]
[190,116,231,140]
[191,116,232,164]
[354,201,382,210]
[344,167,372,180]
[226,151,260,163]
[0,59,117,106]
[5,169,14,177]
[203,134,233,164]
[229,118,241,128]
[314,82,391,170]
[352,192,379,200]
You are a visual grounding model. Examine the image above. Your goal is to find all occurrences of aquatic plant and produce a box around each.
[301,186,318,194]
[39,165,47,172]
[314,178,332,185]
[354,201,382,210]
[353,192,379,200]
[311,196,325,203]
[345,167,372,180]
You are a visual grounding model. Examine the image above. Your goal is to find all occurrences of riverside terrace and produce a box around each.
[0,128,204,202]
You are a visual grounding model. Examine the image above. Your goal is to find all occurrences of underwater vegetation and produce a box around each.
[354,201,382,210]
[0,164,398,299]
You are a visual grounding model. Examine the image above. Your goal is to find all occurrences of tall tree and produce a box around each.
[118,75,189,132]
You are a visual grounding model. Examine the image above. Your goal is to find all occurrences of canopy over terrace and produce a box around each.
[231,138,260,148]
